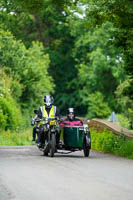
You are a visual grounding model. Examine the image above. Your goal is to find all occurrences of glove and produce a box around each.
[56,116,60,121]
[60,117,65,122]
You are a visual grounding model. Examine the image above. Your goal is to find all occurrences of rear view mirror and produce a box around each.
[83,124,88,128]
[60,117,65,122]
[34,109,39,114]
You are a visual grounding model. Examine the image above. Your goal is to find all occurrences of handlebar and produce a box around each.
[34,117,60,123]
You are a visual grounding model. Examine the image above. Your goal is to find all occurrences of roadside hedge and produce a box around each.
[0,129,33,146]
[91,129,133,159]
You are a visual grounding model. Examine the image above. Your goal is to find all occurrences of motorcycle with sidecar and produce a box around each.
[33,110,91,157]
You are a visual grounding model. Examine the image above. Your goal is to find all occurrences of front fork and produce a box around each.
[48,129,57,145]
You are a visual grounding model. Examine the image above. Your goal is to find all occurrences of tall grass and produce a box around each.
[91,129,133,159]
[0,128,34,146]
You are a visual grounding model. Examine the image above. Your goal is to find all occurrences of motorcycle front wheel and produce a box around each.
[49,133,56,157]
[43,139,49,156]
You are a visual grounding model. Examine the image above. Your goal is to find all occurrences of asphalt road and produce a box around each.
[0,146,133,200]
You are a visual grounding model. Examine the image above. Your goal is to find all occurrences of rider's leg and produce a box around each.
[32,127,36,141]
[37,126,44,147]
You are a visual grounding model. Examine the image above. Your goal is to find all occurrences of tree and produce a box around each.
[0,30,54,112]
[68,21,126,115]
[115,78,133,121]
[0,0,132,118]
[0,0,80,113]
[80,0,133,98]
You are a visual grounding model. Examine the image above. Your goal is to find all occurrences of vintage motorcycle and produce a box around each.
[34,116,60,157]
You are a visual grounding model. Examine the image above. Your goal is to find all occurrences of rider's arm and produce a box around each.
[74,118,83,126]
[38,107,43,118]
[31,115,38,126]
[60,118,69,126]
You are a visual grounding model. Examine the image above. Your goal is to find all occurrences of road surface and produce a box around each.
[0,146,133,200]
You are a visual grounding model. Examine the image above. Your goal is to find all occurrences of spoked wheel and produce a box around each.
[83,136,90,157]
[49,134,56,157]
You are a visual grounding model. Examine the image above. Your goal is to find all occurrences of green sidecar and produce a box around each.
[59,124,91,157]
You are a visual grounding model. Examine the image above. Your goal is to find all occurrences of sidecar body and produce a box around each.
[59,125,91,157]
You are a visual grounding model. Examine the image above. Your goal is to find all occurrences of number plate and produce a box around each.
[50,120,56,125]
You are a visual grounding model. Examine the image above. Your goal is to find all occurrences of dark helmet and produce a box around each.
[43,94,54,108]
[67,108,75,121]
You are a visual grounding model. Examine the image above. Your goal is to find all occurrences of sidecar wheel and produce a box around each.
[49,134,56,157]
[83,138,90,157]
[83,146,90,157]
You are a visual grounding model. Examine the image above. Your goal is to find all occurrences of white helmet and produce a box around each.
[67,108,75,121]
[43,94,54,108]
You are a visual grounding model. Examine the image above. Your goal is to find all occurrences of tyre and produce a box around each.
[49,134,56,157]
[43,139,49,156]
[87,131,91,149]
[83,137,90,157]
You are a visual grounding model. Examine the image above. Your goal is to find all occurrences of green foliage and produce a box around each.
[0,0,132,124]
[115,79,132,109]
[117,114,131,129]
[87,92,111,119]
[0,70,24,131]
[0,30,54,132]
[0,111,7,129]
[0,129,33,145]
[116,140,133,159]
[82,0,133,101]
[91,129,133,158]
[68,20,125,115]
[0,96,23,131]
[115,78,133,123]
[128,108,133,122]
[0,30,54,111]
[0,0,78,114]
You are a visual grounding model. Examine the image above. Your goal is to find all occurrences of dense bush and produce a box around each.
[91,129,133,159]
[0,96,24,131]
[0,70,25,131]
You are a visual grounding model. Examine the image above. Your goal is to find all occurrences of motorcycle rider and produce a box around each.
[34,94,60,147]
[60,108,83,127]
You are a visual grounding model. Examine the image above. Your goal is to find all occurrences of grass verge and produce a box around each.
[0,128,34,146]
[91,129,133,159]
